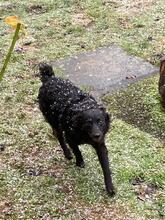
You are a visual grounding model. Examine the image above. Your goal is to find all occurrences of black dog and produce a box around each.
[38,63,115,196]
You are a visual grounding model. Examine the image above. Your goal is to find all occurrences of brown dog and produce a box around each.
[159,57,165,105]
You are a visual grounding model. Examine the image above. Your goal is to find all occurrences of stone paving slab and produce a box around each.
[53,45,158,98]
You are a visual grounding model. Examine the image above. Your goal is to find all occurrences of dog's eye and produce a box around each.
[85,119,92,126]
[97,118,103,124]
[86,120,92,124]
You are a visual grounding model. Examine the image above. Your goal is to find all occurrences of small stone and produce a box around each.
[27,169,42,176]
[0,144,5,151]
[23,37,35,46]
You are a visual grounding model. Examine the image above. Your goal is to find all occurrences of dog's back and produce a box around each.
[38,63,89,127]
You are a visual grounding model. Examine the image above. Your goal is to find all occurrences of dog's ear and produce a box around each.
[105,112,110,123]
[99,106,106,114]
[99,106,111,123]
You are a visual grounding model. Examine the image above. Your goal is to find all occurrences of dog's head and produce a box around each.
[71,108,110,144]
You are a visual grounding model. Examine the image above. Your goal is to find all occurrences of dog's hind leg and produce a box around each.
[53,129,72,160]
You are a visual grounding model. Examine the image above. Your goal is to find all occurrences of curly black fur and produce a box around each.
[38,62,115,196]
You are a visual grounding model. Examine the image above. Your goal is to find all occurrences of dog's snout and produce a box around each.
[93,133,101,139]
[92,131,103,143]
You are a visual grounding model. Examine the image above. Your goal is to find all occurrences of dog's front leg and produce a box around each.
[95,143,115,197]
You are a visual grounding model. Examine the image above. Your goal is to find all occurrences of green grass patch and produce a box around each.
[103,75,165,139]
[0,0,165,219]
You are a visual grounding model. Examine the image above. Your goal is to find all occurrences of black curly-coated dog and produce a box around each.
[38,63,115,196]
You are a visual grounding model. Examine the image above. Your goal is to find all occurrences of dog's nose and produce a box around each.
[94,134,101,139]
[92,133,102,143]
[92,133,103,143]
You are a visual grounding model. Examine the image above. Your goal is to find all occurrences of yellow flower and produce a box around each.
[5,16,24,28]
[4,15,27,36]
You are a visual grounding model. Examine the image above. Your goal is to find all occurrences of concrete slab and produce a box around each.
[53,45,158,97]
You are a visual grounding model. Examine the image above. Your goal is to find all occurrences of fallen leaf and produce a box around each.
[126,75,137,79]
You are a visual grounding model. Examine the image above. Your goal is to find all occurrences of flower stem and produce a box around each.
[0,23,21,81]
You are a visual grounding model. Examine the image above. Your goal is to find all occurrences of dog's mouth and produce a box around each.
[91,134,104,144]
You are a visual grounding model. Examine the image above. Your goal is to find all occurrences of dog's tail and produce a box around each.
[39,62,54,83]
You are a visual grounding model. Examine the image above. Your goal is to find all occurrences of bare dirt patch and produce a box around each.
[0,2,15,10]
[72,13,93,28]
[65,200,139,220]
[112,0,155,15]
[132,177,158,202]
[0,200,13,219]
[153,36,165,55]
[26,4,48,14]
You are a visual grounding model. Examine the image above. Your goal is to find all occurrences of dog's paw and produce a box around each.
[76,161,85,168]
[65,150,73,160]
[65,154,73,160]
[107,188,116,197]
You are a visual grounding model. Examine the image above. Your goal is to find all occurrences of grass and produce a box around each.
[0,0,165,219]
[103,75,165,139]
